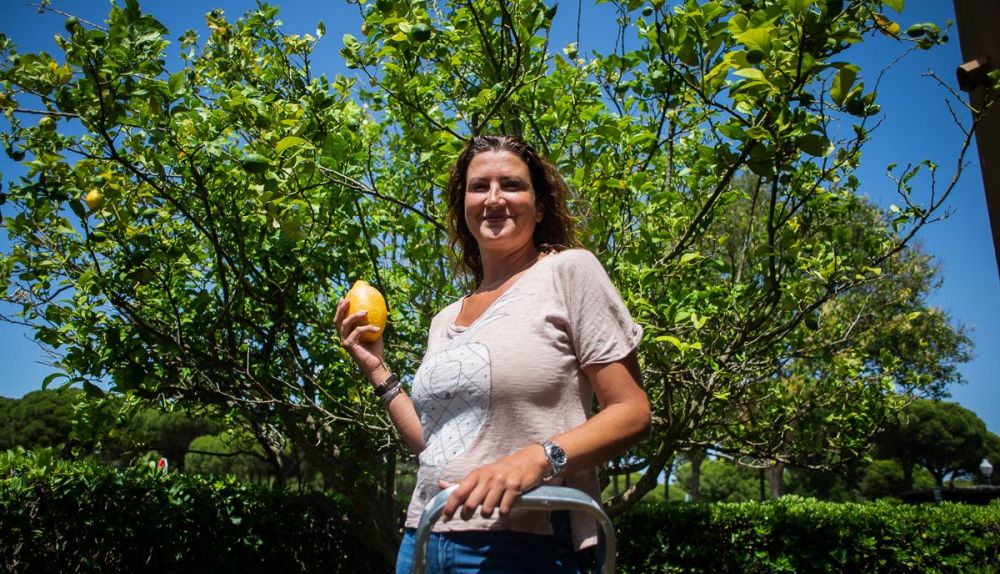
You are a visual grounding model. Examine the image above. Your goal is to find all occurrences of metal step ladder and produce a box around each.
[411,485,617,573]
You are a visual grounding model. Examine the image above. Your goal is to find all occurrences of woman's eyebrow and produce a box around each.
[498,176,530,187]
[466,176,529,186]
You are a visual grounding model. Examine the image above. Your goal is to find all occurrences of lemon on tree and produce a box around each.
[345,280,387,343]
[241,153,270,174]
[38,116,56,131]
[85,189,105,210]
[408,23,431,43]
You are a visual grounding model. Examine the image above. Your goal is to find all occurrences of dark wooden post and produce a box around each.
[953,0,1000,275]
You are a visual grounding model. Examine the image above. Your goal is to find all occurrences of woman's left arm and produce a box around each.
[439,351,650,522]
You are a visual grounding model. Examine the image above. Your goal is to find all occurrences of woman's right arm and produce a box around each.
[334,299,425,454]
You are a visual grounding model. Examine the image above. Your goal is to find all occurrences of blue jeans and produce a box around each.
[395,527,584,574]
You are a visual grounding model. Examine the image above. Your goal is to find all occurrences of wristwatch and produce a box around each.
[540,440,567,478]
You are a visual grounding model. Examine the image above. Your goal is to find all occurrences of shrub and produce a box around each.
[0,449,386,573]
[615,496,1000,573]
[5,450,998,573]
[185,431,274,483]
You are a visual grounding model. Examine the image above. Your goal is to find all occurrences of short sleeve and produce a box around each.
[554,250,643,367]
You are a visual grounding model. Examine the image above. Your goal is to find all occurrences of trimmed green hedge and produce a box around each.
[0,450,385,573]
[3,451,999,573]
[614,497,1000,573]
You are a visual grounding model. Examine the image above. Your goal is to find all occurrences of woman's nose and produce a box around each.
[485,184,505,205]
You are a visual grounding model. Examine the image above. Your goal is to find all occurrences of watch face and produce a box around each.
[545,442,567,472]
[550,444,567,464]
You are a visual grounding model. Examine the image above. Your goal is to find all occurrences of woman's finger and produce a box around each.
[342,324,380,349]
[460,481,490,521]
[339,310,369,343]
[479,482,505,519]
[441,477,477,522]
[498,488,522,517]
[333,298,348,329]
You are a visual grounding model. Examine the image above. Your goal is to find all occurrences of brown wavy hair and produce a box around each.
[446,135,580,286]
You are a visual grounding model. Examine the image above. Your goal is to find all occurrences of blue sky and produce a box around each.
[2,1,997,435]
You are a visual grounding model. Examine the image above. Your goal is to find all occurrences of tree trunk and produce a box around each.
[611,461,620,497]
[689,450,704,501]
[768,462,784,498]
[933,471,945,487]
[663,458,673,501]
[275,412,399,567]
[343,481,400,567]
[901,461,914,491]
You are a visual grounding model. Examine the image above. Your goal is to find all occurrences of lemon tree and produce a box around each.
[0,2,436,560]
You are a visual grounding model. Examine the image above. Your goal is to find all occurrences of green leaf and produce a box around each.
[830,65,858,106]
[787,0,813,16]
[316,21,326,39]
[168,71,184,94]
[884,0,904,13]
[41,372,67,391]
[680,252,702,264]
[797,134,833,157]
[82,381,105,397]
[654,335,684,349]
[746,126,771,141]
[280,219,307,241]
[734,68,766,82]
[275,136,311,155]
[727,14,749,35]
[735,27,773,54]
[124,0,141,21]
[69,199,87,220]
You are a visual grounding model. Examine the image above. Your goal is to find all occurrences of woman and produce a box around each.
[335,135,650,573]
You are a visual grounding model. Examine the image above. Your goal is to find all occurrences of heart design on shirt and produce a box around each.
[413,343,492,467]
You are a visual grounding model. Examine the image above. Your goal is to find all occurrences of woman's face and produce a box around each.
[463,150,543,254]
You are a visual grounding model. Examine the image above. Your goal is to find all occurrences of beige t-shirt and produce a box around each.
[404,249,643,550]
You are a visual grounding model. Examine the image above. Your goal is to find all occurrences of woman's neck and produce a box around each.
[478,243,540,291]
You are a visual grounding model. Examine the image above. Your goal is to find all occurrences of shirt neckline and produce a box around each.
[448,251,555,332]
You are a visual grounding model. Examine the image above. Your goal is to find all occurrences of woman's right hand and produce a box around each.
[334,298,386,377]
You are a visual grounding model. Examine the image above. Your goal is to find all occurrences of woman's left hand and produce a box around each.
[438,446,549,522]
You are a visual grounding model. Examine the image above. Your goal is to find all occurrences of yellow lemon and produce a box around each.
[85,189,105,210]
[345,280,387,343]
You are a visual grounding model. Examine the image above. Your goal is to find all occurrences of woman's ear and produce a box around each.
[535,199,545,223]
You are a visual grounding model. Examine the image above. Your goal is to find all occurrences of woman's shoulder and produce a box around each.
[430,296,464,324]
[543,248,606,276]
